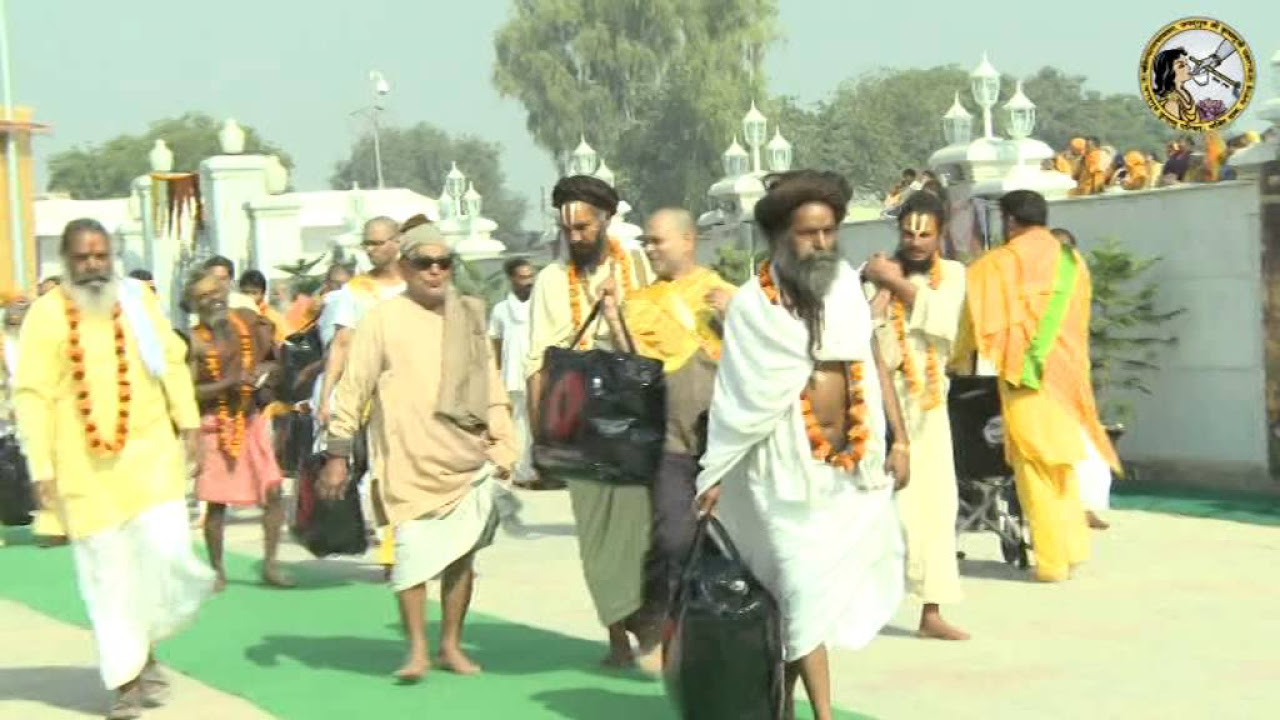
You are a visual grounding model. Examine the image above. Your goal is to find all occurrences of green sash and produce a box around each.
[1020,245,1079,390]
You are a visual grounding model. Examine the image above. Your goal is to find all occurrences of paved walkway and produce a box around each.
[2,487,1278,719]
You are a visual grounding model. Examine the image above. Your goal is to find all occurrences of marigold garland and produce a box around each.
[195,313,254,458]
[758,261,869,471]
[63,297,131,456]
[893,254,944,411]
[568,238,635,349]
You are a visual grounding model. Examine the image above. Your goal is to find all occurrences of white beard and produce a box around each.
[63,277,120,317]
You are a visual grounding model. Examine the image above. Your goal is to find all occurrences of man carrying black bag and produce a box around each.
[524,175,663,670]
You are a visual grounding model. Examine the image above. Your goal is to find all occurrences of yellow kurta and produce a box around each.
[961,228,1119,582]
[14,287,201,540]
[867,260,967,604]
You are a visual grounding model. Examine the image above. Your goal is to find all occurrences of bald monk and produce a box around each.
[955,191,1121,582]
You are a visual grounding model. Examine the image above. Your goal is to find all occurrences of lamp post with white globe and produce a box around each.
[970,53,1001,140]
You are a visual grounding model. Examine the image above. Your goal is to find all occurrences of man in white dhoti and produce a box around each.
[489,257,537,487]
[697,171,910,720]
[320,223,516,681]
[15,219,214,719]
[864,191,969,640]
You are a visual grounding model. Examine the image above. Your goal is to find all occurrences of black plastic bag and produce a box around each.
[533,300,666,485]
[279,325,324,404]
[291,454,368,558]
[664,515,784,720]
[947,375,1012,479]
[0,436,33,527]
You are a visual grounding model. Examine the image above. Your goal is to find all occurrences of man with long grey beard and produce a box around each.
[697,171,909,720]
[15,219,214,719]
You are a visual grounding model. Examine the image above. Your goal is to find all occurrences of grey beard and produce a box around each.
[773,247,839,308]
[62,278,120,317]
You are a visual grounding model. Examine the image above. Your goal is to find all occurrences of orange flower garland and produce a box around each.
[892,254,944,411]
[63,297,132,456]
[195,313,254,458]
[568,238,636,349]
[758,261,870,472]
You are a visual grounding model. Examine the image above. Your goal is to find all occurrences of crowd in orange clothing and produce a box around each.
[1051,129,1271,196]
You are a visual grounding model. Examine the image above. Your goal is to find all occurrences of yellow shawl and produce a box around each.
[623,267,733,374]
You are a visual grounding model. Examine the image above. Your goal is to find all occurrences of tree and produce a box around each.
[330,123,527,237]
[47,113,293,199]
[493,0,778,211]
[775,65,1173,196]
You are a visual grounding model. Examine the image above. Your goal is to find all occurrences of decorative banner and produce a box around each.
[1138,17,1255,132]
[150,172,204,261]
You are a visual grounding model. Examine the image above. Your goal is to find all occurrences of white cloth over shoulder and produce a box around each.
[697,260,904,661]
[117,278,166,379]
[72,500,214,689]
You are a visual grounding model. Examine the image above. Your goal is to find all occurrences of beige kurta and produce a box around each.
[327,295,516,528]
[868,259,967,605]
[524,248,658,626]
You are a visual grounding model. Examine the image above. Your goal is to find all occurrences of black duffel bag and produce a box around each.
[533,300,666,485]
[0,435,34,527]
[290,454,369,558]
[947,375,1012,480]
[664,515,784,720]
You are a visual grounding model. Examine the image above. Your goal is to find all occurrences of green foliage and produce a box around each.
[493,0,778,212]
[777,65,1173,196]
[452,257,510,311]
[709,244,766,287]
[47,113,293,199]
[330,123,527,239]
[1086,238,1185,425]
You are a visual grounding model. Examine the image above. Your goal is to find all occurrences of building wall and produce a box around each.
[0,107,39,293]
[837,183,1270,492]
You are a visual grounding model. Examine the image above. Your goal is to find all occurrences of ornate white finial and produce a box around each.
[148,139,174,173]
[218,118,246,154]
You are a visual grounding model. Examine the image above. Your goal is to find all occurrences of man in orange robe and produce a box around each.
[956,191,1120,582]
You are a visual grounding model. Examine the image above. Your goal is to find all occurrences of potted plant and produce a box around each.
[1086,238,1185,440]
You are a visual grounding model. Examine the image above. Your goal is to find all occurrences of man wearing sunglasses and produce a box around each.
[321,223,516,681]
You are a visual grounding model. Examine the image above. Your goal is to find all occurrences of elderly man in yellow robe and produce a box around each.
[600,207,735,630]
[957,191,1121,583]
[863,191,969,640]
[16,219,214,719]
[525,174,658,668]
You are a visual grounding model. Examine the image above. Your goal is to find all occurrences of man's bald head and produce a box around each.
[362,216,402,270]
[643,207,698,281]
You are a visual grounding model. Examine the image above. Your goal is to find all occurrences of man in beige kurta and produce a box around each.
[863,190,970,641]
[321,224,515,682]
[524,174,658,668]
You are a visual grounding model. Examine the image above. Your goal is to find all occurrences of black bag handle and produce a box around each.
[566,299,638,352]
[674,513,745,599]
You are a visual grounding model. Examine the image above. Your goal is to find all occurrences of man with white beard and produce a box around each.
[15,219,214,719]
[697,171,909,720]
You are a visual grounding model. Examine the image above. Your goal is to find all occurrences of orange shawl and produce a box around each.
[964,227,1120,471]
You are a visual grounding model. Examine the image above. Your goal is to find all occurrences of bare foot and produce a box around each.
[634,647,663,677]
[261,565,297,589]
[919,615,971,641]
[1086,511,1111,530]
[393,656,429,683]
[213,574,227,594]
[437,648,483,675]
[600,648,635,669]
[382,565,393,583]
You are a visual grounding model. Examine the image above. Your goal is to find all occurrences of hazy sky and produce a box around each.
[15,0,1279,223]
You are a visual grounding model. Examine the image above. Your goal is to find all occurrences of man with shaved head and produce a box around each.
[602,207,735,634]
[316,215,406,575]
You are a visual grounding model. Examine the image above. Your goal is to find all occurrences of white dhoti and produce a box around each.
[72,500,215,689]
[391,470,498,592]
[508,391,534,484]
[698,261,906,661]
[1076,429,1113,511]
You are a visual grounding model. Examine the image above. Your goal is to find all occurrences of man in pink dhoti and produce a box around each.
[185,271,293,591]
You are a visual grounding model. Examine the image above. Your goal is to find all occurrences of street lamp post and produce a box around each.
[0,0,25,289]
[742,102,768,174]
[369,70,390,189]
[970,53,1001,140]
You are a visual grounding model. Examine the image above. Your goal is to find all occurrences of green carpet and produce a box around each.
[1112,484,1280,527]
[0,532,868,720]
